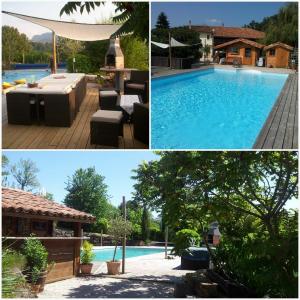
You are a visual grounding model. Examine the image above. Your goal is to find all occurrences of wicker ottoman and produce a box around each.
[99,90,118,110]
[90,110,123,147]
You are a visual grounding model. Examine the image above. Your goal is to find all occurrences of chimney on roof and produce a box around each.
[189,20,191,30]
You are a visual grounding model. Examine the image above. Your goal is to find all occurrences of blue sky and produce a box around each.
[3,151,157,207]
[151,2,288,28]
[2,1,117,38]
[3,150,298,211]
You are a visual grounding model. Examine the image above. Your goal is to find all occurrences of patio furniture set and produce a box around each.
[91,70,149,147]
[6,73,86,127]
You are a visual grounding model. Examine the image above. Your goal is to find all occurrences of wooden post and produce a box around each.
[101,230,103,247]
[73,222,81,276]
[165,225,168,259]
[122,196,126,274]
[169,32,172,69]
[52,31,57,74]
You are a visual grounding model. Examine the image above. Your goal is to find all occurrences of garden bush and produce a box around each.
[66,54,92,73]
[22,235,48,284]
[172,229,200,256]
[2,248,27,298]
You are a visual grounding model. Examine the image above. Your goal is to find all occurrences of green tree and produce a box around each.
[10,159,40,191]
[64,167,112,230]
[44,192,54,201]
[156,12,170,29]
[2,155,10,186]
[60,2,149,41]
[2,26,31,68]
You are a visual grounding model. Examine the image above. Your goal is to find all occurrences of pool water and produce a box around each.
[151,68,288,149]
[93,247,166,262]
[2,69,65,83]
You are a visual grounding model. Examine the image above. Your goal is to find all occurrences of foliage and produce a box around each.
[22,236,48,284]
[131,151,298,297]
[151,27,201,59]
[2,154,9,186]
[60,2,149,41]
[66,54,92,73]
[172,229,200,256]
[244,3,298,46]
[120,36,149,70]
[10,159,40,191]
[57,37,83,63]
[2,26,32,68]
[92,217,109,233]
[141,207,150,242]
[44,192,54,201]
[64,167,112,231]
[2,248,27,298]
[80,241,95,264]
[107,217,132,261]
[155,12,170,29]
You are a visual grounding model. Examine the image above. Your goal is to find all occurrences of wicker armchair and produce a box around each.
[132,102,149,146]
[124,71,149,103]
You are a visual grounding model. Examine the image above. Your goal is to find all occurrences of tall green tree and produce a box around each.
[10,159,40,191]
[2,26,31,68]
[2,155,10,186]
[60,2,149,41]
[64,167,113,229]
[155,12,170,29]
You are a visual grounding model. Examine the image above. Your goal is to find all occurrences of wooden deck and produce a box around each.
[2,86,148,149]
[254,73,298,149]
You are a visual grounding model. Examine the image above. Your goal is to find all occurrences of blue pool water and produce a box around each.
[93,247,166,262]
[2,69,65,83]
[151,68,288,149]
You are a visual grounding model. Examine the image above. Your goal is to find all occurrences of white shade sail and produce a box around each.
[2,11,122,41]
[151,37,192,48]
[151,41,169,49]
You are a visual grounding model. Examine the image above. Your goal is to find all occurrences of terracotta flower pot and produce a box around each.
[36,271,47,292]
[106,261,121,275]
[80,263,93,275]
[31,283,41,295]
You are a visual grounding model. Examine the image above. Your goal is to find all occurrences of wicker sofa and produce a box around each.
[124,71,149,103]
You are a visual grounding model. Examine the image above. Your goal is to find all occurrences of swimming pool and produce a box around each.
[151,68,288,149]
[93,247,166,262]
[2,69,65,83]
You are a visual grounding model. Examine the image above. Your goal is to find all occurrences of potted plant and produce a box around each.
[106,217,132,275]
[80,240,95,275]
[22,235,52,294]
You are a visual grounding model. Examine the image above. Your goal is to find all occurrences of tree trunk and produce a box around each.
[112,243,118,262]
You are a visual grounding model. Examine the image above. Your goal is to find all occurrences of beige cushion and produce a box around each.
[100,90,118,97]
[91,110,122,123]
[126,83,145,90]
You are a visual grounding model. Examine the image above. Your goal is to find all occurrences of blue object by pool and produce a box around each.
[151,68,288,149]
[93,247,166,262]
[2,69,65,83]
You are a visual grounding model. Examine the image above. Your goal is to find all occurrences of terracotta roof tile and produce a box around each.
[264,42,293,51]
[191,26,265,39]
[2,188,96,223]
[214,38,265,50]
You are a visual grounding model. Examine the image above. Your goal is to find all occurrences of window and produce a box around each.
[207,34,210,40]
[245,48,251,58]
[230,47,239,54]
[269,49,276,56]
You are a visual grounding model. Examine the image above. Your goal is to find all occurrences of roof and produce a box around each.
[2,188,96,223]
[191,26,265,40]
[264,42,293,51]
[214,38,265,50]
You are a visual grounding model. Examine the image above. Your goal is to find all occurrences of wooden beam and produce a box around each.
[3,212,95,224]
[52,31,57,74]
[165,225,168,259]
[73,222,82,276]
[122,196,126,274]
[169,31,172,69]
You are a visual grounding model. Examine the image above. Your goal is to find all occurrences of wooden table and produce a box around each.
[100,67,137,92]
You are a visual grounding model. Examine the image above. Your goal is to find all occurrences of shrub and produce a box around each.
[66,54,92,73]
[172,229,200,256]
[92,218,109,233]
[2,248,27,298]
[22,235,48,284]
[80,241,95,264]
